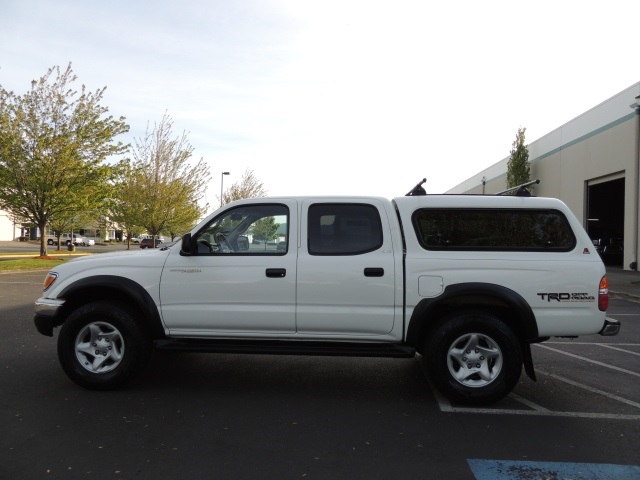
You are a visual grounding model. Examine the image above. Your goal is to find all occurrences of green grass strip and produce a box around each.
[0,257,67,271]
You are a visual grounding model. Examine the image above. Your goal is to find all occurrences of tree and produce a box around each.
[250,216,279,250]
[220,169,267,205]
[0,63,128,256]
[506,127,530,189]
[126,113,209,247]
[48,211,89,250]
[108,161,146,249]
[163,200,202,241]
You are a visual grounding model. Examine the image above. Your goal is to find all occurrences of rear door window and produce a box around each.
[308,203,383,255]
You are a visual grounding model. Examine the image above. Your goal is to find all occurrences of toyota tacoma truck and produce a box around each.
[34,181,620,405]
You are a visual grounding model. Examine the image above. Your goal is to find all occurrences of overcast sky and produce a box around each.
[2,0,639,207]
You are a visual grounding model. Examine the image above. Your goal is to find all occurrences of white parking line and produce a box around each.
[598,344,640,356]
[545,342,640,345]
[426,363,640,419]
[433,388,640,419]
[508,393,550,412]
[534,344,640,378]
[536,369,640,409]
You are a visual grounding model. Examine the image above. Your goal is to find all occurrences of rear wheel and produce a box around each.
[57,301,152,390]
[424,310,522,406]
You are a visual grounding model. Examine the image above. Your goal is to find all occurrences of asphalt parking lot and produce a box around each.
[0,268,639,479]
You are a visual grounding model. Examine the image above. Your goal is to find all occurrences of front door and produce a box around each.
[160,201,297,336]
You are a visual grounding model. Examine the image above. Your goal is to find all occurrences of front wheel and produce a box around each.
[423,310,523,406]
[57,301,152,390]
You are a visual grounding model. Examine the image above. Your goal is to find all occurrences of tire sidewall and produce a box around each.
[425,310,523,406]
[57,301,150,390]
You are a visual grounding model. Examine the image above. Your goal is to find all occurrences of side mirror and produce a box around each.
[237,235,249,251]
[181,233,193,255]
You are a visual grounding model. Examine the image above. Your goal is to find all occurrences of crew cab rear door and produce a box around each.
[296,199,397,336]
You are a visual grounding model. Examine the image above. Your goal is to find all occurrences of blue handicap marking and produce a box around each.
[467,459,640,480]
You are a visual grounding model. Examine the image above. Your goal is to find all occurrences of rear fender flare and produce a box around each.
[406,282,539,347]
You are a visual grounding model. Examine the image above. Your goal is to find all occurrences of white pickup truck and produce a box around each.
[34,182,619,405]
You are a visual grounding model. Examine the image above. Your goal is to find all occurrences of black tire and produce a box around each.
[57,301,152,390]
[47,239,54,245]
[423,310,522,406]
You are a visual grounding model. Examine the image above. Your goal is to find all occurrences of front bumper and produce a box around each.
[34,298,65,337]
[599,318,621,336]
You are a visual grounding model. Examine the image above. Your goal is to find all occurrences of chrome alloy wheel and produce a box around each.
[74,322,125,373]
[446,333,503,387]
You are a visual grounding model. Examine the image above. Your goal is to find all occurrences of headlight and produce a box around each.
[43,272,58,292]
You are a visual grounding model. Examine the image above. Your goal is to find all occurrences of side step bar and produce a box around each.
[154,338,416,358]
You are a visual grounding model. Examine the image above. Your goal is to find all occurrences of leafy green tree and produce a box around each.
[108,161,146,249]
[48,212,88,250]
[221,169,267,206]
[0,63,128,256]
[127,113,209,247]
[48,178,109,249]
[163,199,202,241]
[250,217,279,250]
[506,127,530,189]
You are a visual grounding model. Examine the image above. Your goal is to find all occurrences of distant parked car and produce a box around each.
[139,238,158,249]
[142,235,165,243]
[46,233,84,246]
[83,239,95,246]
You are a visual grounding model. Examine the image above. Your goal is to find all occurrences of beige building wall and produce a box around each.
[448,82,640,270]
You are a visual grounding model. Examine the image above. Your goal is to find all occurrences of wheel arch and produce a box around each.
[406,282,539,351]
[57,275,166,340]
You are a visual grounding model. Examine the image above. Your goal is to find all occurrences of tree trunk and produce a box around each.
[39,221,48,257]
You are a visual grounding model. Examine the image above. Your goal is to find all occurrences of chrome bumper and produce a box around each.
[34,297,65,316]
[599,318,621,336]
[34,298,66,337]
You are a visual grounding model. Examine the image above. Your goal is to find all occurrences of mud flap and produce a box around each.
[522,342,536,381]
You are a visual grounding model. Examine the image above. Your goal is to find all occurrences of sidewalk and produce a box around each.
[606,267,640,304]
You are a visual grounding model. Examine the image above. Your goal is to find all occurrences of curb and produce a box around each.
[0,253,91,259]
[0,268,52,275]
[609,291,640,304]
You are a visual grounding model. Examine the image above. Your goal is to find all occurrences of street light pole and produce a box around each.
[220,171,230,207]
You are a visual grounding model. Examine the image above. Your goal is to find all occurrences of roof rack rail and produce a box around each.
[496,179,540,197]
[406,178,427,196]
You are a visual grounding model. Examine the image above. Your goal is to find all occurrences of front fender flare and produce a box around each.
[58,275,166,339]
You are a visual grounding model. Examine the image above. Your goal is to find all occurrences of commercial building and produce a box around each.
[447,82,640,271]
[0,212,20,241]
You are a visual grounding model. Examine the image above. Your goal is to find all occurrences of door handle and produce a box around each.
[364,267,384,277]
[266,268,286,278]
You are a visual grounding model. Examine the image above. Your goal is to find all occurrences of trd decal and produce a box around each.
[537,293,595,302]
